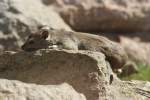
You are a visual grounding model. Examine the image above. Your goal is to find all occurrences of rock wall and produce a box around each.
[0,49,149,100]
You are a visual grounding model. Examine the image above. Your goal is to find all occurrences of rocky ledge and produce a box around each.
[0,49,149,100]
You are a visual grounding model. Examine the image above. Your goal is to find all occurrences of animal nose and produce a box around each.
[21,44,25,50]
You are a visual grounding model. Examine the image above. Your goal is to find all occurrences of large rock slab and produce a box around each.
[0,50,110,100]
[0,49,149,100]
[0,0,71,51]
[0,79,86,100]
[51,0,150,33]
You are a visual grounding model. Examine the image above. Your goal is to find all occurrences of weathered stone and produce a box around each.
[0,79,86,100]
[109,80,150,100]
[0,49,149,100]
[51,0,150,33]
[0,50,110,100]
[120,36,150,66]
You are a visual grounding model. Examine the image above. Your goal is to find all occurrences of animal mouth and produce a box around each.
[21,45,39,52]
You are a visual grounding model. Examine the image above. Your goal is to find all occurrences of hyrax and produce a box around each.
[22,26,128,70]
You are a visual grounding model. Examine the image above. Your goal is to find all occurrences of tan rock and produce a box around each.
[0,50,110,100]
[51,0,150,33]
[0,79,86,100]
[0,49,149,100]
[120,36,150,65]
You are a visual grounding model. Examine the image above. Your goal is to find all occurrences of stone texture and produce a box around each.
[0,79,86,100]
[0,0,71,51]
[0,49,149,100]
[0,50,110,100]
[51,0,150,33]
[110,80,150,100]
[120,36,150,65]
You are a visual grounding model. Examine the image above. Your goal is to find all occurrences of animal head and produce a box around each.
[21,27,51,51]
[22,26,78,51]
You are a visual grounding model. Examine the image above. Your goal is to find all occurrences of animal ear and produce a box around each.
[41,30,49,39]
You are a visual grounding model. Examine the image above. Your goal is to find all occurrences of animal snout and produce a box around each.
[21,44,25,50]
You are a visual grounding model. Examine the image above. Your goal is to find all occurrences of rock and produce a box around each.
[0,49,149,100]
[110,80,150,100]
[0,79,86,100]
[51,0,150,33]
[0,0,71,51]
[0,50,111,100]
[120,36,150,66]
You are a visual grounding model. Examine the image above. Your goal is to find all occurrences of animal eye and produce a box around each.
[29,40,34,44]
[29,35,32,38]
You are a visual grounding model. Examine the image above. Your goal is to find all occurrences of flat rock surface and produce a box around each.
[0,49,149,100]
[0,50,109,100]
[0,79,86,100]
